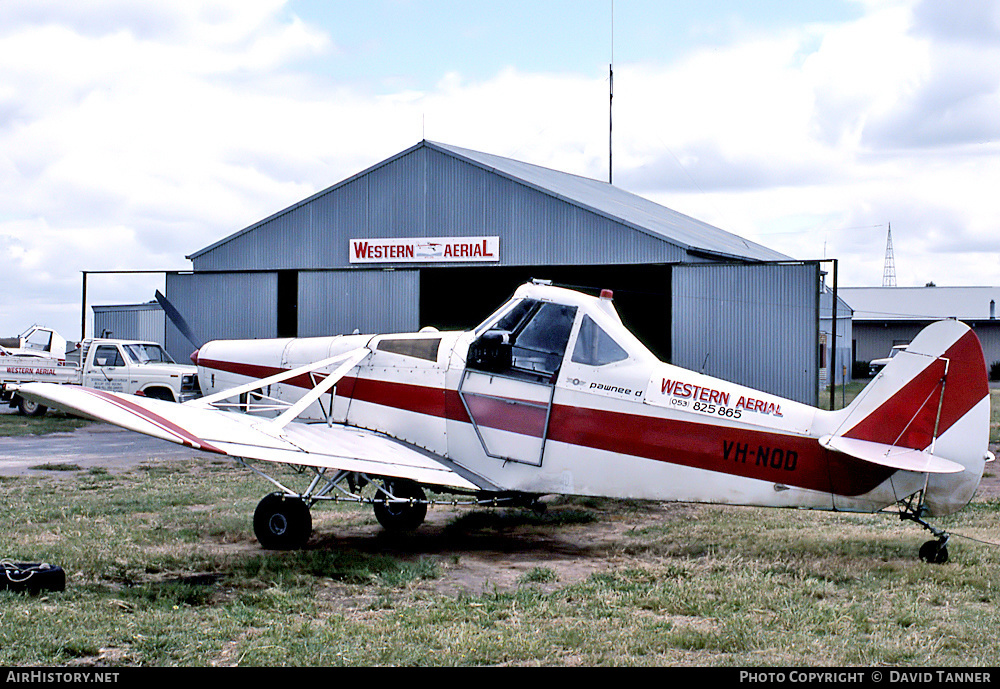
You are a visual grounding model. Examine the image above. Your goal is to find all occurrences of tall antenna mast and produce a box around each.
[609,1,614,185]
[882,223,897,287]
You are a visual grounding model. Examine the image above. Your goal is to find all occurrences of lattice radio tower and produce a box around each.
[882,223,897,287]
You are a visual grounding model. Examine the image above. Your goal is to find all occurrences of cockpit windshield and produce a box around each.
[468,298,577,377]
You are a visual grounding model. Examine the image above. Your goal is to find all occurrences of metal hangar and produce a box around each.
[841,285,1000,377]
[167,140,826,404]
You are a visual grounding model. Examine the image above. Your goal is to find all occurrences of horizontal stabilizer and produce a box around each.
[820,434,965,474]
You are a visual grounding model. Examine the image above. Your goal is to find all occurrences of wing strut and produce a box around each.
[188,347,371,428]
[270,349,370,429]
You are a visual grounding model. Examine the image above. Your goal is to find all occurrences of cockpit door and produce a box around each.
[458,300,576,466]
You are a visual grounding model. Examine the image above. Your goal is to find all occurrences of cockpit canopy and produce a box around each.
[468,282,654,380]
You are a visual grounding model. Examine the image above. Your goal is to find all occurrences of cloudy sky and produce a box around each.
[2,0,999,340]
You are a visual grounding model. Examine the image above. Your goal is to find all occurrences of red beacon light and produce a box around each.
[600,289,614,300]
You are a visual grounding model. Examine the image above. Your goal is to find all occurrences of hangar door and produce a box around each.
[671,262,819,405]
[164,271,279,362]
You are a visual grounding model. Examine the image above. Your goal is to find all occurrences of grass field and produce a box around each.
[0,410,92,437]
[2,452,999,667]
[1,389,998,666]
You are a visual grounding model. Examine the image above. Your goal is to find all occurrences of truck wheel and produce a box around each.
[142,388,176,402]
[16,396,48,417]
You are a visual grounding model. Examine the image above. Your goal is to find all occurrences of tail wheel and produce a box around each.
[253,493,312,550]
[919,539,949,564]
[373,479,427,531]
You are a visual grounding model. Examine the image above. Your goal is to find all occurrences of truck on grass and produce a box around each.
[2,326,201,416]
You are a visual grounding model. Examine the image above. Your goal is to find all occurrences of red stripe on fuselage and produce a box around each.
[463,393,549,438]
[196,358,321,389]
[199,359,893,495]
[339,375,892,496]
[546,404,890,495]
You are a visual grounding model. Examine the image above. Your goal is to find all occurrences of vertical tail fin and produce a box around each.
[828,319,991,514]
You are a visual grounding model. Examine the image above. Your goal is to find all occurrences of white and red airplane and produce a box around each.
[20,280,994,562]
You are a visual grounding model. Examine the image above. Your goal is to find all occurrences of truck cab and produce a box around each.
[81,339,201,402]
[0,325,68,360]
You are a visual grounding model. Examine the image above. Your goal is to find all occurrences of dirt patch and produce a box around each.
[975,442,1000,499]
[304,500,670,596]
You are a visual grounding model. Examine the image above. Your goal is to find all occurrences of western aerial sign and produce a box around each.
[349,236,500,264]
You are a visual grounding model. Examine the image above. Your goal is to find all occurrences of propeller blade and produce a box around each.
[155,290,202,350]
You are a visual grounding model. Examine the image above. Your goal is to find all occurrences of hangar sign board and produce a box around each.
[350,236,500,264]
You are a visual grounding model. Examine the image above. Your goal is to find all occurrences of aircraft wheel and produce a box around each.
[373,479,427,531]
[919,539,949,564]
[16,396,47,417]
[253,493,312,550]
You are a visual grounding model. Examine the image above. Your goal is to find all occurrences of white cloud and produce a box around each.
[1,0,999,339]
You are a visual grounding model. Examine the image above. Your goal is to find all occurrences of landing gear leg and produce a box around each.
[898,491,949,564]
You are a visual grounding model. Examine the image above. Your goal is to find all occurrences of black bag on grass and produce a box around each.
[1,562,65,594]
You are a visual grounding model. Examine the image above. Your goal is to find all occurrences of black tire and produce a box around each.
[373,479,427,531]
[919,539,949,564]
[253,493,312,550]
[142,388,176,402]
[16,396,47,417]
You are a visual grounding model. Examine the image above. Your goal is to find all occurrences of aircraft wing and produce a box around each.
[17,382,485,491]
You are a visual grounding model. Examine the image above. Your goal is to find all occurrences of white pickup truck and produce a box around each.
[1,327,201,416]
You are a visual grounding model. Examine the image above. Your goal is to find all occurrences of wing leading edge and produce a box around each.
[18,382,485,491]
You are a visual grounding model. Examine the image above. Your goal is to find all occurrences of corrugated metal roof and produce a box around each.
[189,140,790,264]
[429,141,790,263]
[841,286,1000,321]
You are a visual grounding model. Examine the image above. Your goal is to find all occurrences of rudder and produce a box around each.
[829,319,991,515]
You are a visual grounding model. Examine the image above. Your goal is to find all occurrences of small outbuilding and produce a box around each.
[841,285,1000,378]
[92,302,165,345]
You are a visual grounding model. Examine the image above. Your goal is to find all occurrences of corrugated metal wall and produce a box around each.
[819,290,853,386]
[92,304,165,344]
[298,269,419,337]
[671,262,819,404]
[164,272,278,361]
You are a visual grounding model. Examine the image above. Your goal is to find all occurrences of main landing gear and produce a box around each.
[253,493,313,550]
[373,479,428,532]
[249,475,431,550]
[243,461,542,550]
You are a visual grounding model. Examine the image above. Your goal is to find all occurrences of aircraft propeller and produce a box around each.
[155,290,203,353]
